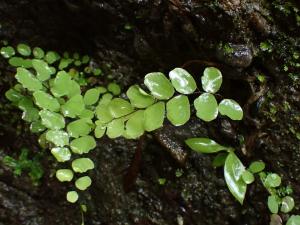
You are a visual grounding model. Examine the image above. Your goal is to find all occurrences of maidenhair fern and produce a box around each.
[1,43,299,224]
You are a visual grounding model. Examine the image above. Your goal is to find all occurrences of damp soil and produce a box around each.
[0,0,300,225]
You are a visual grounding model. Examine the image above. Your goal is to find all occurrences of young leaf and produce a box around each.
[125,110,144,139]
[15,68,42,92]
[94,124,106,138]
[96,105,113,123]
[66,191,78,203]
[46,130,69,147]
[201,67,223,93]
[56,169,74,182]
[108,83,121,95]
[144,102,165,132]
[51,147,71,162]
[126,85,155,108]
[70,135,96,154]
[212,152,228,167]
[33,91,60,112]
[194,93,218,122]
[72,158,95,173]
[144,72,174,100]
[39,110,65,130]
[185,138,227,153]
[50,71,72,97]
[265,173,281,188]
[249,161,265,173]
[287,215,300,225]
[169,68,197,94]
[61,94,85,118]
[108,98,134,118]
[75,176,92,191]
[224,152,247,204]
[17,43,31,56]
[268,195,279,214]
[33,47,45,59]
[281,196,295,213]
[241,170,255,184]
[166,95,190,126]
[106,118,125,138]
[218,99,243,120]
[1,46,15,58]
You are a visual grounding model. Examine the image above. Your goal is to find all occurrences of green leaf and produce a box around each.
[58,58,72,70]
[66,191,78,203]
[94,124,106,138]
[185,138,227,153]
[46,130,69,147]
[126,85,155,108]
[287,215,300,225]
[44,51,60,64]
[98,93,113,105]
[1,46,15,58]
[51,147,71,162]
[268,195,279,214]
[67,119,93,138]
[241,170,255,184]
[125,110,144,139]
[72,158,95,173]
[265,173,281,188]
[33,91,60,111]
[9,57,32,68]
[15,68,42,91]
[39,110,65,130]
[108,83,121,95]
[61,94,85,118]
[224,152,247,204]
[169,68,197,94]
[83,88,101,105]
[194,93,218,122]
[70,135,96,154]
[50,71,72,97]
[17,43,31,56]
[281,196,295,213]
[32,59,53,81]
[106,118,125,138]
[33,47,45,59]
[249,161,265,173]
[79,109,94,119]
[56,169,74,182]
[144,72,174,100]
[75,176,92,191]
[166,95,190,126]
[96,106,113,123]
[212,152,228,167]
[67,80,81,98]
[218,99,243,120]
[144,102,165,132]
[201,67,223,94]
[5,89,23,103]
[108,98,134,118]
[30,120,46,133]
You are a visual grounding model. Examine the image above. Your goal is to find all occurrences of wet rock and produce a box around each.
[216,43,253,68]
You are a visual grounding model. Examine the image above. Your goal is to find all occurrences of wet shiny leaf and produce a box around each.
[56,169,73,182]
[32,59,53,81]
[108,98,134,118]
[30,120,46,133]
[106,118,124,138]
[201,67,222,93]
[15,68,42,91]
[144,102,165,132]
[83,88,100,106]
[72,158,95,173]
[51,147,71,162]
[70,135,96,154]
[61,94,85,118]
[33,91,60,111]
[281,196,295,213]
[50,71,72,97]
[75,176,92,191]
[194,93,218,122]
[67,118,93,138]
[1,46,15,58]
[166,95,190,126]
[46,130,69,147]
[125,110,144,139]
[224,152,247,204]
[218,99,243,120]
[169,68,197,94]
[5,89,23,103]
[66,191,78,203]
[241,170,255,184]
[185,137,227,153]
[265,173,281,188]
[17,43,31,56]
[39,110,65,130]
[144,72,174,100]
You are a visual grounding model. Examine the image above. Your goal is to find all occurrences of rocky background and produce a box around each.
[0,0,299,224]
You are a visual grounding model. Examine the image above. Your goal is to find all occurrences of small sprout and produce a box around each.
[1,46,15,58]
[44,51,60,64]
[73,52,80,60]
[256,74,266,83]
[108,82,121,95]
[268,195,279,214]
[82,55,90,64]
[158,178,166,185]
[124,23,133,30]
[66,191,79,203]
[93,68,102,76]
[260,41,272,52]
[281,196,295,213]
[17,43,31,56]
[74,60,81,66]
[249,161,265,173]
[242,170,255,184]
[265,173,282,188]
[175,169,184,177]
